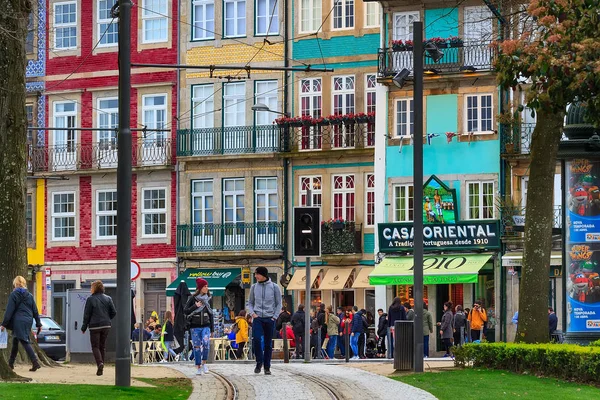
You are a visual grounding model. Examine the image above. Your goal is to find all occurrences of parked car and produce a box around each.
[32,316,66,361]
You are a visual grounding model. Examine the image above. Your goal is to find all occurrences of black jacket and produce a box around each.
[184,296,214,332]
[377,313,388,337]
[549,313,558,334]
[1,288,41,343]
[291,310,305,334]
[82,292,116,332]
[164,320,174,341]
[276,311,291,331]
[131,328,151,341]
[388,305,407,326]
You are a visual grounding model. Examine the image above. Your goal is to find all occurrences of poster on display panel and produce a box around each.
[565,159,600,332]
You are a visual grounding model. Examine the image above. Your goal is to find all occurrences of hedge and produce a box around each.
[453,342,600,383]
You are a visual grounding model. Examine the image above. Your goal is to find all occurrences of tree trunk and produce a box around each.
[0,0,35,381]
[516,109,565,343]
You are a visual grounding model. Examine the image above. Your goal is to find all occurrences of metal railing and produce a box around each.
[280,121,375,152]
[501,205,562,237]
[378,41,496,77]
[177,125,280,156]
[27,139,173,172]
[321,222,362,254]
[176,222,285,252]
[500,123,536,155]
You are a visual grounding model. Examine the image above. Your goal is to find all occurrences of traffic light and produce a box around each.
[294,207,321,257]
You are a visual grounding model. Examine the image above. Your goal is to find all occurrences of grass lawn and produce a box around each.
[393,368,600,400]
[0,377,192,399]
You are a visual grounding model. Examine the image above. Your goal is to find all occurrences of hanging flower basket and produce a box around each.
[448,36,464,48]
[355,112,369,123]
[327,115,344,125]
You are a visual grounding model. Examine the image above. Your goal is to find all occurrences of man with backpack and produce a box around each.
[350,306,368,359]
[290,304,306,359]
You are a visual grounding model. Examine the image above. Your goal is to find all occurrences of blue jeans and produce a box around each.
[423,335,429,357]
[191,327,210,366]
[252,317,275,369]
[337,334,345,356]
[326,335,338,359]
[350,333,359,357]
[163,341,177,360]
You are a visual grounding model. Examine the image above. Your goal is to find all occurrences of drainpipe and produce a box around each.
[176,0,182,274]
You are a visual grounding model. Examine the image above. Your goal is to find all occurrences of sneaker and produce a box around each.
[254,363,262,374]
[96,363,104,376]
[264,368,271,375]
[159,359,168,363]
[443,354,451,358]
[29,364,41,372]
[196,368,204,376]
[174,354,181,362]
[203,364,209,374]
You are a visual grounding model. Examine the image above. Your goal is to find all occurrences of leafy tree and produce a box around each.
[496,0,600,343]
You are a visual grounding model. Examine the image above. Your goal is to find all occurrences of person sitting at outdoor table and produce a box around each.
[226,328,238,358]
[131,323,151,341]
[151,325,162,340]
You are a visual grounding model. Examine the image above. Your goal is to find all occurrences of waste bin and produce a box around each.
[394,320,414,371]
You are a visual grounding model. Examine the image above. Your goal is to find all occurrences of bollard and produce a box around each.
[283,323,289,363]
[317,328,322,359]
[345,322,350,362]
[138,321,144,365]
[394,320,414,371]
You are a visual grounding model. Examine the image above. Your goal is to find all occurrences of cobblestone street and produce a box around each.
[166,362,436,400]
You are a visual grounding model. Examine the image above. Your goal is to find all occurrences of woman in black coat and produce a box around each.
[0,276,42,371]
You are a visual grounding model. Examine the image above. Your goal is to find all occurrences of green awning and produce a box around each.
[166,268,241,297]
[369,253,492,285]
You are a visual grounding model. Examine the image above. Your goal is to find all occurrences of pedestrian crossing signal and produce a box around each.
[294,207,321,257]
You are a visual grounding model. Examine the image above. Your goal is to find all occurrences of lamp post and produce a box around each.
[251,103,290,117]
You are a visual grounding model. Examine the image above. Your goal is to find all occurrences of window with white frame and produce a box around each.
[393,184,413,222]
[300,78,322,118]
[192,180,214,225]
[142,94,167,145]
[223,178,245,224]
[224,0,246,37]
[300,176,322,207]
[52,192,76,240]
[98,98,118,150]
[332,175,355,221]
[54,2,77,49]
[333,76,355,115]
[365,74,377,114]
[256,0,278,35]
[223,82,246,126]
[366,174,375,226]
[192,84,215,129]
[467,181,495,220]
[333,0,354,30]
[465,94,493,133]
[393,11,419,41]
[192,0,215,40]
[96,190,117,239]
[300,0,321,33]
[365,3,379,28]
[254,80,278,125]
[395,99,414,137]
[142,188,167,237]
[98,0,119,46]
[54,101,77,152]
[142,0,168,43]
[255,177,278,223]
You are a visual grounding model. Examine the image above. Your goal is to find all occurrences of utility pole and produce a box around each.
[304,189,312,362]
[412,21,424,374]
[115,0,132,387]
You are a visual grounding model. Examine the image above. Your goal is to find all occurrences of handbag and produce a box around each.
[0,330,7,349]
[171,336,180,349]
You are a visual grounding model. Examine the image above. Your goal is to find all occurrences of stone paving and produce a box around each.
[164,362,437,400]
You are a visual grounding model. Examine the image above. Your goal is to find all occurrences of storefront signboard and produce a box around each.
[565,159,600,333]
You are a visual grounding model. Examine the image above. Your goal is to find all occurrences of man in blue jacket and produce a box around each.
[350,306,365,360]
[247,267,282,375]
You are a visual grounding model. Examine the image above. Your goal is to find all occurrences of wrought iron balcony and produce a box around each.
[177,125,280,156]
[27,139,173,173]
[177,222,285,252]
[501,205,562,238]
[377,41,496,77]
[500,123,535,155]
[280,121,375,152]
[321,222,362,255]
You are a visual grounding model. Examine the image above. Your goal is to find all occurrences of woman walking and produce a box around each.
[0,276,42,371]
[325,305,340,359]
[235,310,249,359]
[81,280,117,376]
[185,278,214,375]
[160,311,178,362]
[438,302,454,358]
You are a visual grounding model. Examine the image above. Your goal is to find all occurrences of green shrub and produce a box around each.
[589,339,600,347]
[453,342,600,383]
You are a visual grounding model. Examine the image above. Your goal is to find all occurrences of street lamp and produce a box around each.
[251,103,290,117]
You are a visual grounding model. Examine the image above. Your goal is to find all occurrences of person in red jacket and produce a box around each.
[280,324,296,348]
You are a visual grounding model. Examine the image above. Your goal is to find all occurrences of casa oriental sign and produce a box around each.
[378,221,500,252]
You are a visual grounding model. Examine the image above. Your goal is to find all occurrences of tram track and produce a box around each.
[210,370,239,400]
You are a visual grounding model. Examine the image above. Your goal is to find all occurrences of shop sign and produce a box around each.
[378,221,500,252]
[565,159,600,333]
[188,270,234,279]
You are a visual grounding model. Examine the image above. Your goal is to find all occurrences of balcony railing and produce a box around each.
[27,139,173,172]
[280,121,375,152]
[378,41,496,77]
[501,205,562,237]
[177,125,280,156]
[177,222,285,252]
[501,123,535,155]
[321,222,362,255]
